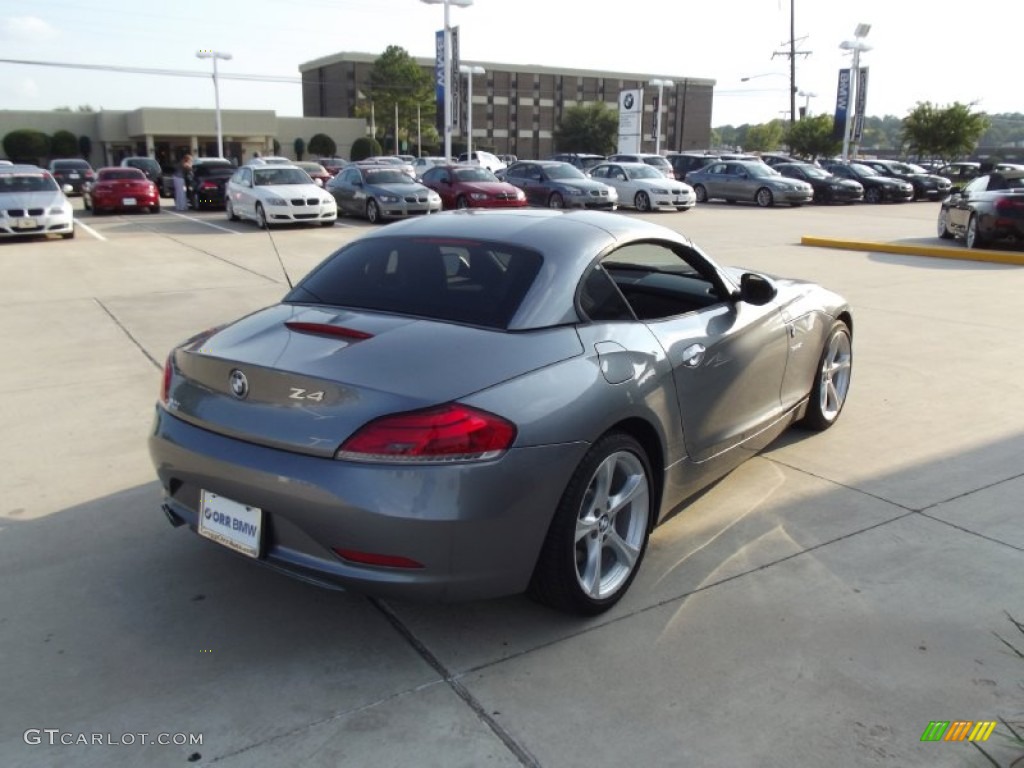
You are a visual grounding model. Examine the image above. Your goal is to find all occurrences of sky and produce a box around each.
[0,0,1017,129]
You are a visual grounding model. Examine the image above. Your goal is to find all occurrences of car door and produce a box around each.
[948,176,988,232]
[331,168,362,215]
[700,162,730,199]
[510,164,546,206]
[602,240,789,464]
[228,167,254,218]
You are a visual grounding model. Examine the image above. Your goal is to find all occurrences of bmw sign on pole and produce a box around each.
[617,89,643,154]
[832,68,851,141]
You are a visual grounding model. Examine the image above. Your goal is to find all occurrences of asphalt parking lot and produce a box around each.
[2,199,1022,767]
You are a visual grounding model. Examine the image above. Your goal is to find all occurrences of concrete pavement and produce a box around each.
[1,200,1021,767]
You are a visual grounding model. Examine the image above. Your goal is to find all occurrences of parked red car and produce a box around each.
[419,164,527,209]
[295,161,332,187]
[84,167,160,214]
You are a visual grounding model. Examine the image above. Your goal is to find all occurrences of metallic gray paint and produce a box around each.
[149,209,852,603]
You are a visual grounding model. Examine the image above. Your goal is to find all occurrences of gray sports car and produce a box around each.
[149,209,852,615]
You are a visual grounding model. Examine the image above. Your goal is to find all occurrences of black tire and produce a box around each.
[366,199,382,224]
[966,214,987,249]
[799,320,853,431]
[864,187,882,204]
[321,220,335,227]
[190,193,200,211]
[255,203,268,229]
[693,184,708,203]
[83,196,91,211]
[225,199,239,221]
[634,191,651,212]
[150,203,160,214]
[455,195,470,210]
[61,228,75,239]
[755,187,774,208]
[528,432,653,615]
[548,192,564,209]
[937,207,953,239]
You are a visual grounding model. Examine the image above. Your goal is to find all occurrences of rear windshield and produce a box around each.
[52,160,91,170]
[286,236,544,329]
[99,169,145,181]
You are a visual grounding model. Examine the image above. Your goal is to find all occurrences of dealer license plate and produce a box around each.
[198,490,262,558]
[122,197,137,206]
[15,218,37,229]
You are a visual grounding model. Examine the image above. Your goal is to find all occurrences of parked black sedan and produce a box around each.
[821,162,914,204]
[775,163,863,204]
[190,159,235,210]
[857,159,952,201]
[936,169,1024,249]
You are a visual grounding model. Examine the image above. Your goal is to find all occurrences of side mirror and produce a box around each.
[739,273,777,306]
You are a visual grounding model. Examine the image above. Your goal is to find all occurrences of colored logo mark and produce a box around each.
[920,721,997,742]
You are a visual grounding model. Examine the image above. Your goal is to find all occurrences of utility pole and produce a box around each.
[772,0,811,125]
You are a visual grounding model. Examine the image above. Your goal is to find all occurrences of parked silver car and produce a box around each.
[149,209,853,615]
[327,164,441,223]
[686,160,814,207]
[0,164,75,239]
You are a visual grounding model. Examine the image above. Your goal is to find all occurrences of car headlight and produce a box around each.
[428,192,441,202]
[566,188,585,196]
[49,205,66,214]
[263,195,287,206]
[378,194,399,203]
[469,192,488,201]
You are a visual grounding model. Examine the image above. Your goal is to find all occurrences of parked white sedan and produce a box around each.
[588,162,695,212]
[225,165,337,228]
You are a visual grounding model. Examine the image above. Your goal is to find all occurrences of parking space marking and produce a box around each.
[74,220,106,241]
[164,211,242,234]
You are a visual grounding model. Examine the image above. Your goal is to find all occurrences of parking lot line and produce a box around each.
[74,219,106,241]
[164,211,242,234]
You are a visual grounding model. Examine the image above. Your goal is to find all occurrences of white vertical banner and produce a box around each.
[617,89,643,154]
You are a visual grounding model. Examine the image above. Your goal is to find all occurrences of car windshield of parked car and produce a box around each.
[53,160,91,170]
[99,169,145,181]
[362,169,412,185]
[848,164,878,177]
[546,164,586,180]
[799,166,831,179]
[629,166,663,179]
[454,168,498,182]
[285,237,545,329]
[895,162,927,174]
[254,168,313,186]
[297,163,328,175]
[746,164,780,178]
[0,173,58,193]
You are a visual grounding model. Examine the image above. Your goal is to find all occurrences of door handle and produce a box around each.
[681,343,706,368]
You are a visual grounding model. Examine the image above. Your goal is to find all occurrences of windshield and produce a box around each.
[0,173,59,193]
[896,162,927,174]
[363,169,414,185]
[630,166,662,179]
[546,164,586,180]
[254,168,313,186]
[800,167,831,179]
[746,164,780,178]
[454,168,498,182]
[848,164,878,177]
[286,237,544,329]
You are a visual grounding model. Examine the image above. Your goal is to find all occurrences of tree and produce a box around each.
[364,46,435,151]
[553,102,618,154]
[272,139,281,155]
[785,115,842,160]
[293,137,305,161]
[308,133,336,158]
[2,129,50,163]
[743,121,786,152]
[51,130,78,158]
[350,136,382,161]
[78,135,92,159]
[902,101,989,162]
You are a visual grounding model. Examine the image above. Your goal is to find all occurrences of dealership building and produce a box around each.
[300,52,715,158]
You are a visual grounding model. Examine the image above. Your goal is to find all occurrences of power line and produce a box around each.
[0,57,302,84]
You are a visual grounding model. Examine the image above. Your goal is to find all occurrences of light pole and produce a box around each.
[648,78,673,154]
[460,64,485,158]
[195,50,232,159]
[840,24,871,161]
[798,90,817,117]
[421,0,473,160]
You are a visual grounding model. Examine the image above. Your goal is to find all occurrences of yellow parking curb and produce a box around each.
[800,236,1024,267]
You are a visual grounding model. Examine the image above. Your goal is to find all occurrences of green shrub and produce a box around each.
[3,129,51,164]
[350,136,382,161]
[293,137,305,161]
[51,129,78,158]
[308,133,337,158]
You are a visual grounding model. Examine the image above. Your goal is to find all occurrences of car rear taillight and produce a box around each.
[995,198,1024,212]
[160,355,173,404]
[335,404,516,463]
[200,181,217,191]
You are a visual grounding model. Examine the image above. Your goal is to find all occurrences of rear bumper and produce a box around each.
[148,407,587,602]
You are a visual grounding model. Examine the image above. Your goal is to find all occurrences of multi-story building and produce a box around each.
[300,52,715,158]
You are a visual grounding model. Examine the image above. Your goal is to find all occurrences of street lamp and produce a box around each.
[798,90,817,117]
[648,78,673,154]
[421,0,473,161]
[839,23,871,161]
[195,50,232,159]
[460,64,485,158]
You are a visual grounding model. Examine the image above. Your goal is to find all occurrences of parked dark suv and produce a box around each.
[48,158,95,195]
[120,157,166,197]
[189,158,235,210]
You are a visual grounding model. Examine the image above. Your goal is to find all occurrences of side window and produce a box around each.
[578,266,634,322]
[600,242,725,321]
[590,166,607,179]
[526,165,542,181]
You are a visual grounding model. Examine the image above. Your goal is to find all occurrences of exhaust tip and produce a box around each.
[162,503,186,528]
